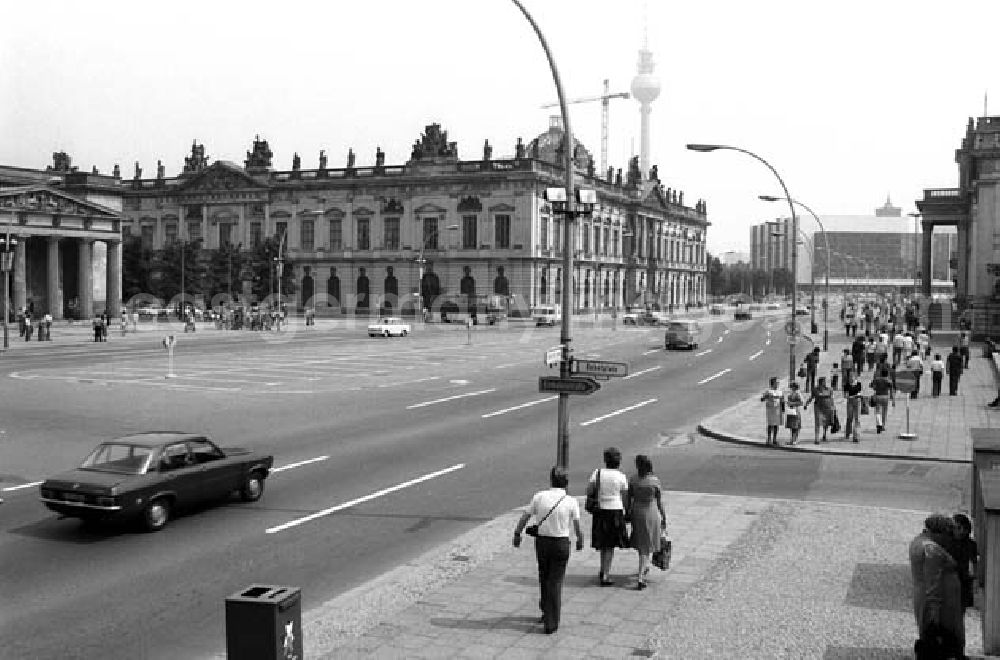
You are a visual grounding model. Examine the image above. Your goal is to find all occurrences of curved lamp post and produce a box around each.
[415,224,458,321]
[688,144,799,382]
[760,195,830,351]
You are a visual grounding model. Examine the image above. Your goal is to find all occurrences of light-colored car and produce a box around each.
[664,320,701,350]
[368,317,411,337]
[532,305,561,327]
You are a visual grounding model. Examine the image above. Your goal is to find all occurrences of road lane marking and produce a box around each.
[482,396,558,418]
[724,329,731,335]
[3,481,42,492]
[716,337,723,343]
[580,399,658,427]
[265,463,466,534]
[749,350,763,361]
[695,349,712,357]
[642,349,660,355]
[698,368,732,385]
[271,455,329,473]
[406,389,496,409]
[622,366,662,380]
[765,339,771,346]
[494,363,517,369]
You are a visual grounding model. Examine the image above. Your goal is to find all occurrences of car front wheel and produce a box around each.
[143,497,171,532]
[401,329,408,336]
[241,472,265,502]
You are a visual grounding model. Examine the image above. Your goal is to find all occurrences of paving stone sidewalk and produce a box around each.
[700,333,997,463]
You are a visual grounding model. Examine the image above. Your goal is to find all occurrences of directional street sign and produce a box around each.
[784,320,801,336]
[538,376,601,395]
[572,359,628,378]
[894,369,919,394]
[544,346,563,367]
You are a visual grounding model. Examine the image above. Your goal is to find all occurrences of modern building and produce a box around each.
[113,121,709,316]
[750,217,796,273]
[719,251,748,265]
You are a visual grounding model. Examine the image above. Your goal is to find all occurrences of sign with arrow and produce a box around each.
[538,376,601,395]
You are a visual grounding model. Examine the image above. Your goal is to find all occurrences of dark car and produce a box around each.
[734,310,753,321]
[39,432,273,532]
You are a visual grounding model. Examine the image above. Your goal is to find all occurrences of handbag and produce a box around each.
[651,532,672,570]
[525,494,566,537]
[584,469,601,514]
[830,410,841,434]
[797,366,806,379]
[860,397,870,415]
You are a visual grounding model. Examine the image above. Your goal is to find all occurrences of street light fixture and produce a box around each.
[415,223,459,321]
[907,212,922,296]
[760,195,830,351]
[688,144,799,383]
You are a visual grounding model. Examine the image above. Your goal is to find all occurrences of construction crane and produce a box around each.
[541,79,629,174]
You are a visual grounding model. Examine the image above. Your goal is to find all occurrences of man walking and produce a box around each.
[929,353,945,397]
[851,335,866,374]
[946,346,964,396]
[959,331,971,369]
[803,347,820,393]
[892,330,905,366]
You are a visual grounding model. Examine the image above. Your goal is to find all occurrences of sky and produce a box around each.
[3,0,998,255]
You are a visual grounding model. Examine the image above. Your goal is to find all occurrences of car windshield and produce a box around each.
[668,323,691,331]
[80,442,154,474]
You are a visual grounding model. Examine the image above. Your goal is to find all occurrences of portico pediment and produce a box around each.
[177,161,265,193]
[414,203,447,215]
[0,185,120,218]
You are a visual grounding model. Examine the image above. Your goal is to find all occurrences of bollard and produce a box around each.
[225,584,302,660]
[978,471,1000,654]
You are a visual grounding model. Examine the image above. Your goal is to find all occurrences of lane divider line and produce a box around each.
[2,480,42,492]
[698,368,732,385]
[765,339,771,346]
[623,366,662,380]
[749,350,764,361]
[265,463,466,534]
[642,349,660,355]
[482,396,558,418]
[695,349,712,357]
[716,337,723,343]
[724,329,731,335]
[580,399,658,427]
[271,455,329,473]
[406,389,496,410]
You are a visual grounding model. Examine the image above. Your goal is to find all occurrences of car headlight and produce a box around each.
[96,496,117,507]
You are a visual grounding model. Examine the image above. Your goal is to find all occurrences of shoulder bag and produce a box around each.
[584,469,601,514]
[525,494,566,537]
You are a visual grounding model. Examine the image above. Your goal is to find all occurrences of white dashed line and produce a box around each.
[749,350,764,361]
[695,349,713,357]
[2,481,42,492]
[765,339,772,346]
[266,463,466,534]
[406,389,496,409]
[271,455,329,473]
[724,329,731,335]
[716,337,723,343]
[482,396,558,418]
[623,366,662,380]
[698,368,732,385]
[580,399,658,427]
[494,364,517,369]
[642,349,660,355]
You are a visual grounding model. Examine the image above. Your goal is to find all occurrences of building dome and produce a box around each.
[527,116,594,169]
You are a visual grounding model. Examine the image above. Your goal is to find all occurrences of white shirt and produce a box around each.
[589,468,628,510]
[526,488,580,538]
[902,336,914,353]
[930,359,945,373]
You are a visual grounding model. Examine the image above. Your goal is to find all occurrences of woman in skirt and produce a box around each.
[804,376,836,444]
[626,454,666,590]
[785,381,804,445]
[588,446,630,586]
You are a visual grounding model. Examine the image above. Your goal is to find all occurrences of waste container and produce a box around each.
[810,321,818,334]
[225,584,302,660]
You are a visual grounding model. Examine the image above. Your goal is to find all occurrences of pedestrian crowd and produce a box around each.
[512,447,671,635]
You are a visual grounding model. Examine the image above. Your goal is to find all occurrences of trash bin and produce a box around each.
[810,321,818,334]
[225,584,302,660]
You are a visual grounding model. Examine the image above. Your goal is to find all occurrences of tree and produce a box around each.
[244,237,296,303]
[121,235,153,300]
[154,239,206,303]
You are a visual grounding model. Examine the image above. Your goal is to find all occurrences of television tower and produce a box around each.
[630,9,660,179]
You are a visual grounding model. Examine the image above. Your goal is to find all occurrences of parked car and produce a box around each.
[709,304,725,315]
[734,309,753,321]
[765,303,781,310]
[664,320,701,349]
[532,305,562,327]
[368,317,411,337]
[620,310,640,325]
[39,432,273,532]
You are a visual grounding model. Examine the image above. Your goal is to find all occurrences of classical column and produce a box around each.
[921,222,933,297]
[956,223,969,299]
[105,239,122,316]
[47,237,63,319]
[13,238,26,314]
[78,239,93,319]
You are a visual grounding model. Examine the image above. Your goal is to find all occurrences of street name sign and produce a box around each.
[538,376,600,395]
[544,346,563,367]
[784,320,801,336]
[894,369,919,394]
[572,359,628,378]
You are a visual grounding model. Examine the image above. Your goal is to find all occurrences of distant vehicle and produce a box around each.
[765,303,781,311]
[368,317,411,337]
[39,432,273,532]
[439,294,507,325]
[748,304,763,311]
[709,305,725,315]
[532,305,561,327]
[734,309,753,321]
[795,308,810,316]
[664,320,701,350]
[620,309,640,325]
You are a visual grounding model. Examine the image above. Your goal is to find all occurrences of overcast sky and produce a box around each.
[3,0,996,255]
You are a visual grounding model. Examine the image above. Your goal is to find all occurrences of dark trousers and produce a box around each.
[893,347,902,365]
[960,347,970,369]
[805,369,816,393]
[949,373,961,396]
[932,371,942,396]
[854,356,864,374]
[534,536,570,632]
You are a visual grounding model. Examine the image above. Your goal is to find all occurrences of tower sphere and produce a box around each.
[631,73,661,105]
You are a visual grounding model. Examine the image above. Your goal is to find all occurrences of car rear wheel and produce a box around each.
[401,329,408,336]
[383,331,390,337]
[143,497,171,532]
[241,471,265,502]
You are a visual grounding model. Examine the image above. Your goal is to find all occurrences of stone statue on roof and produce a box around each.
[319,149,327,170]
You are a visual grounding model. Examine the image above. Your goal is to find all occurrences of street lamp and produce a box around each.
[760,195,830,351]
[689,144,799,382]
[0,213,17,350]
[415,224,459,322]
[907,212,922,296]
[272,228,288,325]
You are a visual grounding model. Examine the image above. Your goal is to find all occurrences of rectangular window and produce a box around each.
[554,219,561,253]
[187,220,202,242]
[384,217,400,250]
[495,214,511,249]
[300,219,314,251]
[423,218,439,250]
[219,222,233,247]
[329,218,342,250]
[613,230,619,256]
[275,221,288,246]
[540,217,548,250]
[462,215,477,249]
[250,222,262,248]
[357,217,370,251]
[582,224,590,254]
[593,226,600,255]
[603,228,609,255]
[140,225,154,251]
[164,223,178,245]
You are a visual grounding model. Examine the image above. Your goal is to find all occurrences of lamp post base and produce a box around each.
[898,432,917,440]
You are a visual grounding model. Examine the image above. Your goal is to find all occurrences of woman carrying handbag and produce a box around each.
[588,447,629,586]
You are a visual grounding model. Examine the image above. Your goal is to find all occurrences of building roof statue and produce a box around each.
[244,135,273,171]
[292,153,301,171]
[375,146,385,168]
[627,155,641,187]
[47,151,75,173]
[183,140,210,174]
[318,149,327,170]
[409,123,458,162]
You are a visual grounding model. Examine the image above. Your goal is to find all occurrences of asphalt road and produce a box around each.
[0,315,967,659]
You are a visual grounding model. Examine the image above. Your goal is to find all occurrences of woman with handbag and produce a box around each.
[626,455,666,590]
[587,447,629,586]
[512,466,584,635]
[785,381,804,445]
[760,376,785,446]
[803,376,836,444]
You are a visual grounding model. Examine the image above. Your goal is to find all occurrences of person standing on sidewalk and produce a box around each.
[909,514,964,660]
[918,327,931,358]
[760,377,785,446]
[946,346,964,397]
[865,335,877,372]
[929,353,945,397]
[626,455,666,591]
[588,447,629,586]
[892,330,906,366]
[959,331,971,369]
[802,347,820,393]
[512,466,583,635]
[844,374,863,442]
[840,350,856,394]
[784,382,804,445]
[870,366,895,434]
[851,335,866,374]
[951,513,979,612]
[906,350,925,399]
[804,376,835,443]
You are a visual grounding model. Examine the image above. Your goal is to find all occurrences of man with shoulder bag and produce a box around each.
[513,466,584,635]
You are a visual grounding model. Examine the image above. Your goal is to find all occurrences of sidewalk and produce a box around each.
[700,331,997,463]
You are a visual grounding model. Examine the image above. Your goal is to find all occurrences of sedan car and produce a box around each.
[39,432,273,531]
[368,316,411,337]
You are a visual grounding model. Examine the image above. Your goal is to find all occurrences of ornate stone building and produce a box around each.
[115,121,710,316]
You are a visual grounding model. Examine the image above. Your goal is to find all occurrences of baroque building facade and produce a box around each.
[117,121,709,316]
